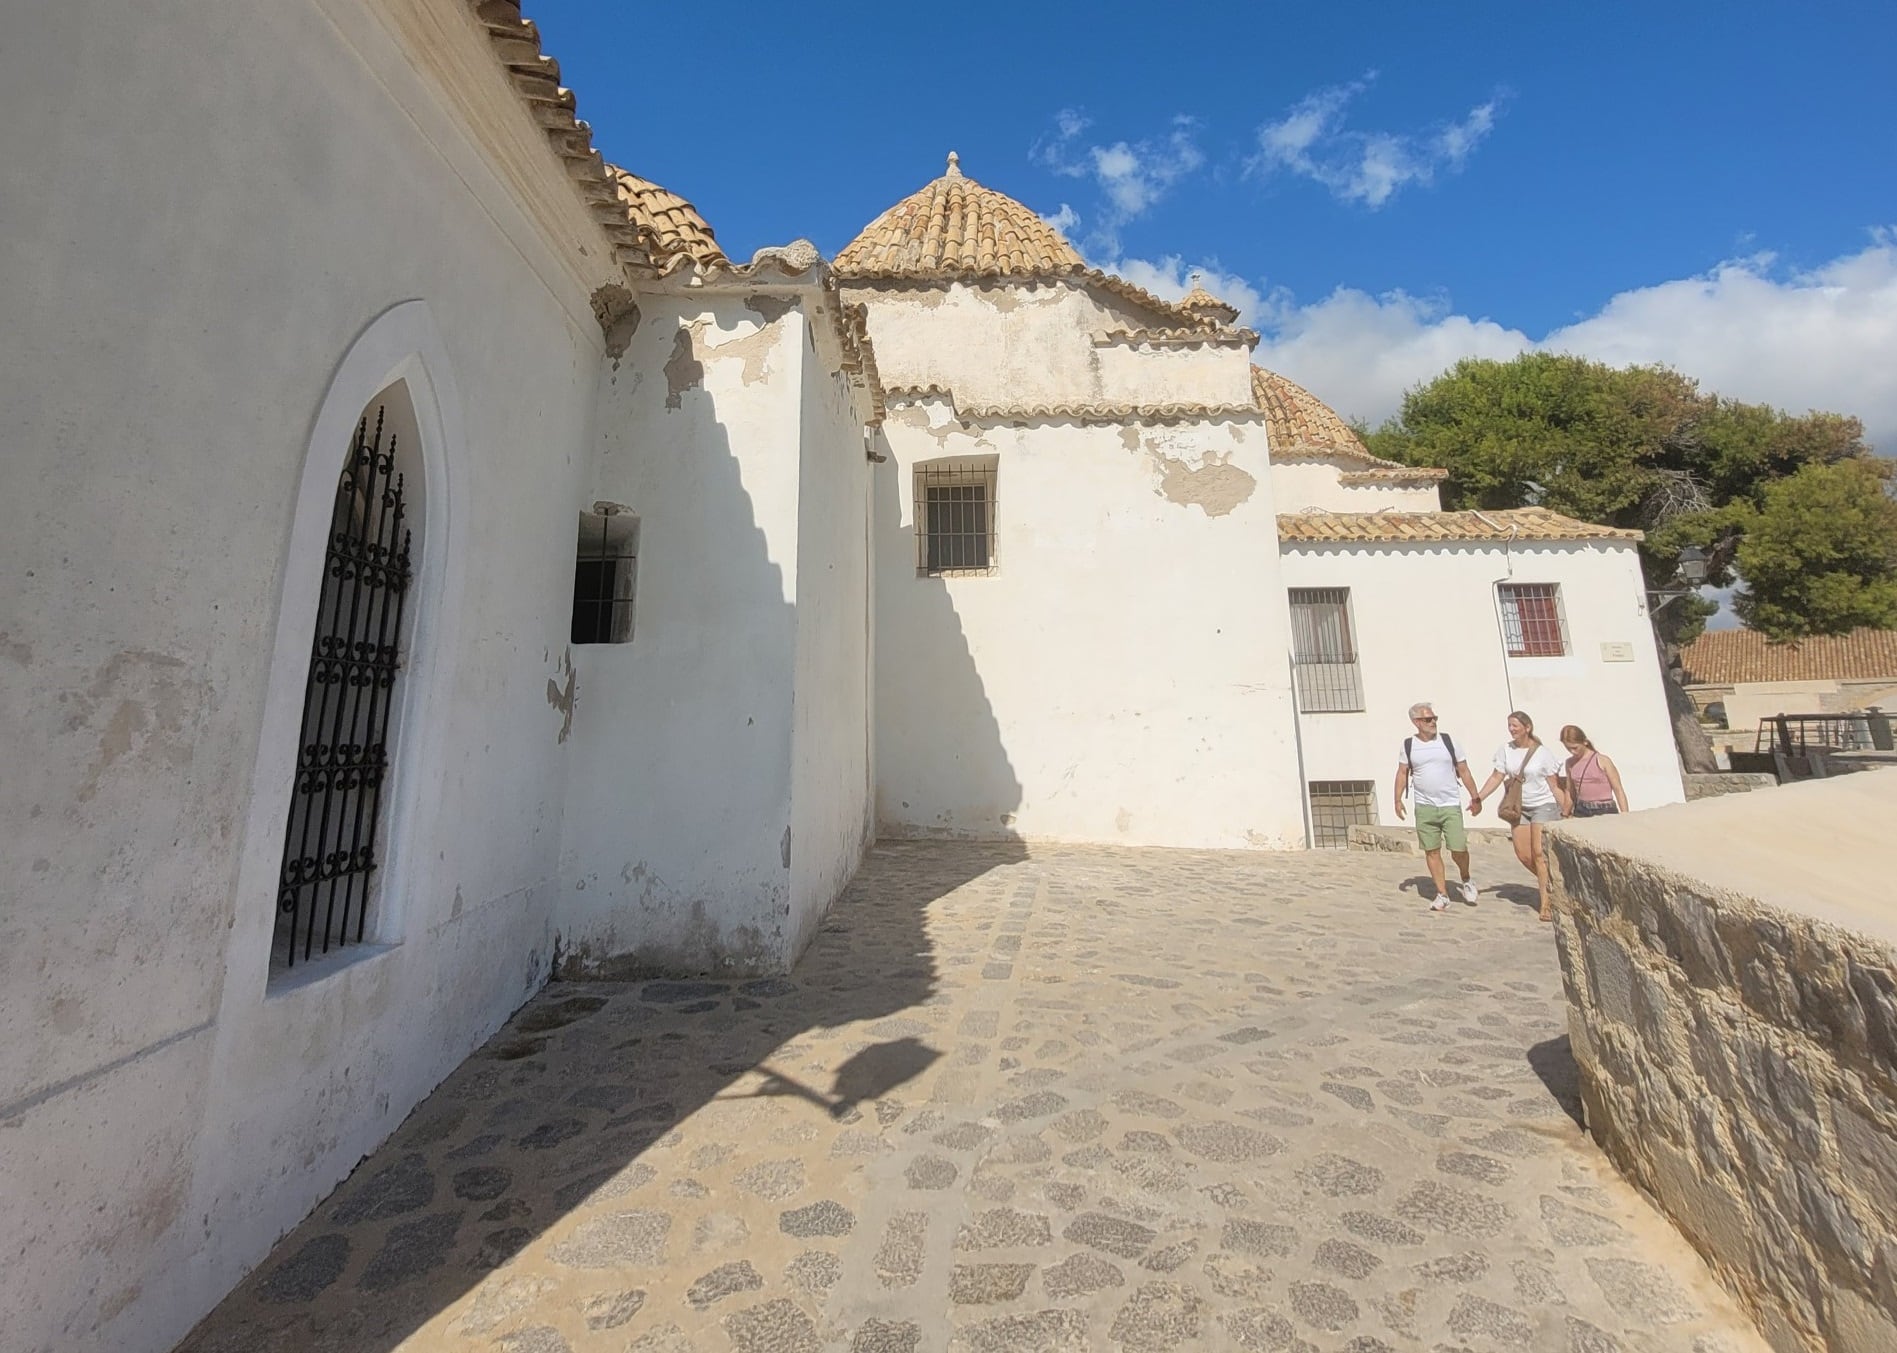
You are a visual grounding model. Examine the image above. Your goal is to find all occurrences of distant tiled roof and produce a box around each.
[1679,627,1897,686]
[608,169,726,268]
[1278,508,1642,545]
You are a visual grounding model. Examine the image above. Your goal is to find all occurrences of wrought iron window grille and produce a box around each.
[1288,587,1365,712]
[915,459,998,577]
[1499,582,1568,657]
[572,507,638,645]
[274,406,412,971]
[1308,780,1377,848]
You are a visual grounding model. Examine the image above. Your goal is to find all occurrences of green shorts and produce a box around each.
[1414,803,1468,853]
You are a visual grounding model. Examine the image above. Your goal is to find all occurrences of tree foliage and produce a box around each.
[1730,458,1897,637]
[1365,353,1887,642]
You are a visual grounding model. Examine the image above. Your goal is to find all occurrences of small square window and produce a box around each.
[1308,780,1376,848]
[916,458,998,576]
[1499,583,1567,657]
[572,508,637,645]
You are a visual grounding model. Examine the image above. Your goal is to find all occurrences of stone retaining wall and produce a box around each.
[1684,771,1779,799]
[1546,770,1897,1351]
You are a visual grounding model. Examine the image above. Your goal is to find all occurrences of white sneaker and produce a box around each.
[1429,895,1449,912]
[1458,880,1479,904]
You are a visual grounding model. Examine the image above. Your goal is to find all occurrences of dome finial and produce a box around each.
[945,150,962,178]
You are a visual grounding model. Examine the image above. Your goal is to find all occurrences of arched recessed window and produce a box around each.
[274,383,423,971]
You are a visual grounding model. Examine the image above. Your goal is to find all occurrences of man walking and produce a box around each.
[1393,701,1483,912]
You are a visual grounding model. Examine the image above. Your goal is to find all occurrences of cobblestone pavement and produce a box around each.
[181,842,1766,1352]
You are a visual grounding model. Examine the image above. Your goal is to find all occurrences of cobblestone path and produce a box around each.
[180,842,1765,1352]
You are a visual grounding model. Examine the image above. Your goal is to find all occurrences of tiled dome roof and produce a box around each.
[609,168,726,268]
[835,152,1085,277]
[1251,366,1373,458]
[1180,280,1240,326]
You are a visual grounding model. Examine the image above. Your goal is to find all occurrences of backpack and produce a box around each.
[1403,733,1458,773]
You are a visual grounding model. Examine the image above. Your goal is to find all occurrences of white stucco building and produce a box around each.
[0,3,1683,1349]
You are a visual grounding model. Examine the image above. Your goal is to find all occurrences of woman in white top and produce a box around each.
[1475,710,1570,923]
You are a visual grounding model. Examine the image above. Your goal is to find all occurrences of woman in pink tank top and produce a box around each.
[1558,725,1627,817]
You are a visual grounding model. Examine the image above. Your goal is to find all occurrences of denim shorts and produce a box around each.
[1519,801,1563,825]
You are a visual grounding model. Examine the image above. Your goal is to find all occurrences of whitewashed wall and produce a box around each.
[1270,459,1442,513]
[849,281,1250,409]
[1281,540,1687,826]
[789,335,877,960]
[872,399,1308,847]
[558,288,872,974]
[0,1,621,1350]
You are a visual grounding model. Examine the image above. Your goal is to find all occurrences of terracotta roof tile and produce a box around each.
[1250,366,1450,484]
[1278,508,1642,545]
[1252,366,1371,458]
[837,155,1213,329]
[836,153,1083,276]
[608,168,725,268]
[1679,627,1897,685]
[1180,281,1241,325]
[886,385,1258,425]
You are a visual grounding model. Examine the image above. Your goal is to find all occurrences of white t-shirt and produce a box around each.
[1494,742,1565,809]
[1400,733,1465,807]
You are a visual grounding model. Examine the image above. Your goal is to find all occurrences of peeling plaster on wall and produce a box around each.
[701,317,783,387]
[1151,450,1257,518]
[546,649,576,743]
[744,292,795,324]
[590,284,640,361]
[1119,427,1143,454]
[663,323,705,409]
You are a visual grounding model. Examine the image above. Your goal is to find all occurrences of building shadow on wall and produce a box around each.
[174,329,1026,1353]
[870,427,1025,844]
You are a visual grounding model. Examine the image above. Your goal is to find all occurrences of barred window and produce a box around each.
[1308,780,1376,849]
[1499,583,1567,657]
[572,507,638,645]
[916,458,998,576]
[1288,587,1364,712]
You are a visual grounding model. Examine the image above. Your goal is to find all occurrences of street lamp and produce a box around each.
[1648,546,1709,612]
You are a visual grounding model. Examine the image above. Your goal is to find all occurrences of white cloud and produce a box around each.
[1034,111,1206,252]
[1041,203,1082,236]
[1250,76,1501,208]
[1246,233,1897,451]
[1110,254,1267,331]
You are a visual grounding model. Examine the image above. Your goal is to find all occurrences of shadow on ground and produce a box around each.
[175,841,1026,1353]
[1526,1034,1586,1128]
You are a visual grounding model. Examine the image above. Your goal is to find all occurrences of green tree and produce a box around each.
[1731,458,1897,638]
[1366,353,1887,768]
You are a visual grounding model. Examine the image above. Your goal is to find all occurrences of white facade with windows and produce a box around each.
[0,3,1681,1348]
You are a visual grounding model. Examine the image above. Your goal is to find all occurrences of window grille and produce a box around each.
[275,407,412,970]
[1499,583,1567,657]
[1288,587,1365,712]
[916,459,998,576]
[572,509,638,645]
[1308,780,1377,849]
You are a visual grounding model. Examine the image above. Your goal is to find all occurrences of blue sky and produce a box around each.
[528,0,1897,448]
